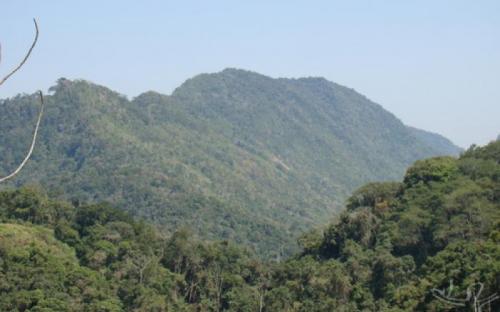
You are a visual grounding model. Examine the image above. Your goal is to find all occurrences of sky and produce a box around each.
[0,1,499,148]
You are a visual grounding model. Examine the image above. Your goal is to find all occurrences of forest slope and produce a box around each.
[0,69,461,256]
[0,140,497,311]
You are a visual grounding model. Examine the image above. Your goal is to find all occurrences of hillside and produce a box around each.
[262,140,500,311]
[0,69,461,257]
[0,223,122,310]
[408,126,462,156]
[0,140,497,311]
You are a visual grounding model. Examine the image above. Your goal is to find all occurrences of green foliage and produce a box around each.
[0,141,498,311]
[346,181,401,212]
[0,188,268,311]
[403,157,458,187]
[0,223,122,311]
[0,70,460,258]
[264,141,500,311]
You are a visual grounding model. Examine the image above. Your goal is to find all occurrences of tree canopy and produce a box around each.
[0,70,461,258]
[0,141,498,311]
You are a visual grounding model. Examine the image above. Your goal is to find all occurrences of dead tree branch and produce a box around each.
[0,92,44,183]
[0,19,39,86]
[0,19,42,183]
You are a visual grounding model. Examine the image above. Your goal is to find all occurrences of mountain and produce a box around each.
[407,126,462,156]
[0,69,461,257]
[0,140,498,311]
[259,140,500,311]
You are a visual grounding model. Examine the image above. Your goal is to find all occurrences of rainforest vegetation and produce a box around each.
[0,70,461,258]
[1,140,498,311]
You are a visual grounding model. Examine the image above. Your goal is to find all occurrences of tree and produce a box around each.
[0,19,44,183]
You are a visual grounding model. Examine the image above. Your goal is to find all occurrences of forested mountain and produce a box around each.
[0,141,497,311]
[407,126,461,156]
[266,141,500,311]
[0,69,460,257]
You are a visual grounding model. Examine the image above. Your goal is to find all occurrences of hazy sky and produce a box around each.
[1,1,499,147]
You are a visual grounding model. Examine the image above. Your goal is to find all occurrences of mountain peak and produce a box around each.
[48,77,75,93]
[48,78,127,101]
[220,67,257,75]
[216,68,273,81]
[133,91,168,104]
[0,70,462,257]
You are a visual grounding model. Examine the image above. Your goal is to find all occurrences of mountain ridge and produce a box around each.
[0,69,461,257]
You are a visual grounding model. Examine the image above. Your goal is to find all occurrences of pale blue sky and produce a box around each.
[1,1,499,147]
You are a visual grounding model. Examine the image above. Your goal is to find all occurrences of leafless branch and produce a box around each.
[0,18,42,183]
[0,91,45,183]
[0,19,39,86]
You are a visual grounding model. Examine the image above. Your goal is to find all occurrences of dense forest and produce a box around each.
[1,140,498,311]
[0,69,460,258]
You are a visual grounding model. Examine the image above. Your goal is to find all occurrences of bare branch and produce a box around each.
[0,19,42,183]
[0,91,44,183]
[0,18,39,86]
